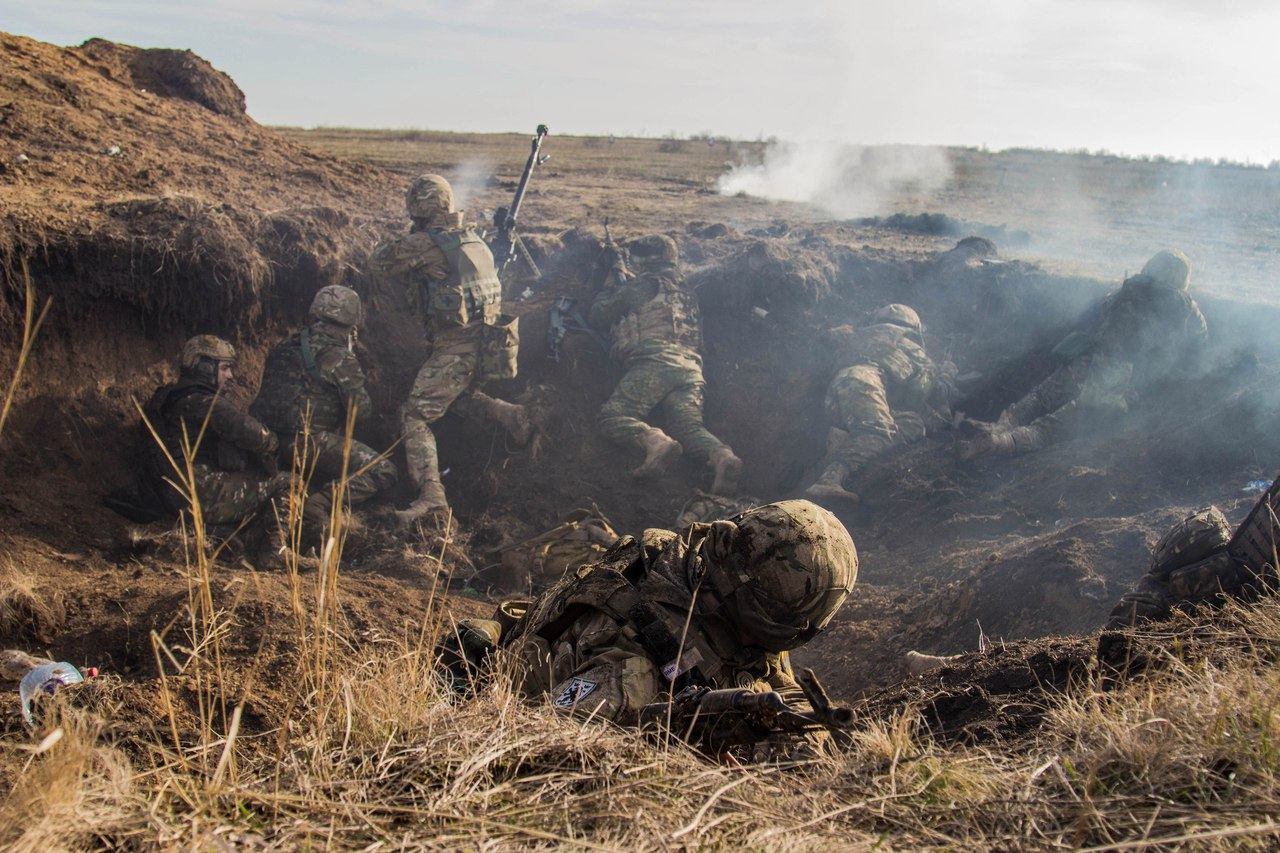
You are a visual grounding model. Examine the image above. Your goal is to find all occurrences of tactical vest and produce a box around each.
[610,275,702,360]
[251,329,344,434]
[502,528,767,691]
[425,228,503,328]
[845,324,936,410]
[142,378,221,511]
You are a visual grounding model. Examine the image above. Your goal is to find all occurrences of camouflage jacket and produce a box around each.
[369,215,502,337]
[143,374,276,482]
[588,271,703,363]
[1092,274,1208,389]
[833,323,945,417]
[503,526,801,724]
[251,321,373,436]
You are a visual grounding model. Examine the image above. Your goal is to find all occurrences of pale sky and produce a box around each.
[7,1,1280,163]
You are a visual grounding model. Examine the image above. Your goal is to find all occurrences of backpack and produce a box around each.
[486,506,620,593]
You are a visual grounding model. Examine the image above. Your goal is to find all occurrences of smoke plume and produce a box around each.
[718,141,952,219]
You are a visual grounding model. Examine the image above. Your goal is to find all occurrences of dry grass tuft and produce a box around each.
[0,558,64,643]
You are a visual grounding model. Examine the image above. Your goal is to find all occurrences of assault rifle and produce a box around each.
[637,668,854,755]
[492,124,549,281]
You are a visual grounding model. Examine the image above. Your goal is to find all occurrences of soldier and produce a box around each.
[1107,476,1280,628]
[445,499,857,742]
[804,304,953,506]
[957,249,1208,459]
[587,234,743,494]
[142,335,289,529]
[251,285,397,544]
[369,175,530,526]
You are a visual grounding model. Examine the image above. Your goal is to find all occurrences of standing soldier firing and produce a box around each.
[370,175,530,527]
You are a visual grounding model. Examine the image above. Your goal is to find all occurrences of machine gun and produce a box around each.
[492,124,549,281]
[637,668,854,755]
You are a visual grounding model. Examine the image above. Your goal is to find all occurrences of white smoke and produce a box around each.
[450,157,495,213]
[718,141,952,219]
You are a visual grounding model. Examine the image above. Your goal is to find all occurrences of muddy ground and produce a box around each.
[2,31,1279,741]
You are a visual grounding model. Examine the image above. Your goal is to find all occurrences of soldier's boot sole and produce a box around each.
[708,449,744,495]
[803,481,861,506]
[630,433,682,479]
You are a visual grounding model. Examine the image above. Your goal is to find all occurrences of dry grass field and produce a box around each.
[277,126,1280,304]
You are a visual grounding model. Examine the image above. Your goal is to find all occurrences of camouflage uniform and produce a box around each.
[453,500,857,731]
[251,293,397,534]
[144,337,289,527]
[960,250,1208,458]
[368,175,528,521]
[806,305,950,505]
[588,235,742,492]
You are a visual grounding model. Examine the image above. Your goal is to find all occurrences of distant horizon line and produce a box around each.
[270,126,1280,170]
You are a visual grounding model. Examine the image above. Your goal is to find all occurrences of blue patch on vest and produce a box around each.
[552,677,598,708]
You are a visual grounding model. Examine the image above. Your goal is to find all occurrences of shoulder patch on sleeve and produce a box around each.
[552,676,598,708]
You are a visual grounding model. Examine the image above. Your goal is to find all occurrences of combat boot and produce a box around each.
[803,463,860,506]
[707,446,744,495]
[488,399,532,446]
[630,428,682,478]
[395,480,449,528]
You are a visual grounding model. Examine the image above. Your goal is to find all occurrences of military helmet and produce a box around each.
[697,499,857,652]
[870,303,923,335]
[405,174,455,219]
[627,234,679,271]
[309,285,364,327]
[181,335,236,371]
[1140,249,1191,291]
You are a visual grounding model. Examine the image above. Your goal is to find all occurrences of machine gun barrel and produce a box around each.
[494,124,549,277]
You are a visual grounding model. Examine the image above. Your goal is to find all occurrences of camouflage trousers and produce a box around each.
[284,430,397,527]
[191,464,292,527]
[598,344,727,460]
[823,364,921,470]
[402,324,507,500]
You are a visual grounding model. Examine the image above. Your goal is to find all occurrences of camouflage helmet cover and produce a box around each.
[627,234,679,271]
[1140,249,1191,291]
[697,499,857,652]
[181,335,236,371]
[405,174,455,219]
[870,303,923,335]
[309,284,364,327]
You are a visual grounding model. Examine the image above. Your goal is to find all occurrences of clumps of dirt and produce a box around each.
[75,39,247,119]
[856,635,1097,746]
[854,212,1031,247]
[692,238,837,316]
[0,32,399,337]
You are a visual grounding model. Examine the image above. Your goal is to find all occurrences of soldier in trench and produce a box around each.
[369,174,531,527]
[587,234,744,495]
[956,250,1208,460]
[803,304,954,506]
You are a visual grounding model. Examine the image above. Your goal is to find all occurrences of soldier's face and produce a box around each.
[217,362,234,389]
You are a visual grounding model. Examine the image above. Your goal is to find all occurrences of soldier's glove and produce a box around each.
[257,452,280,476]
